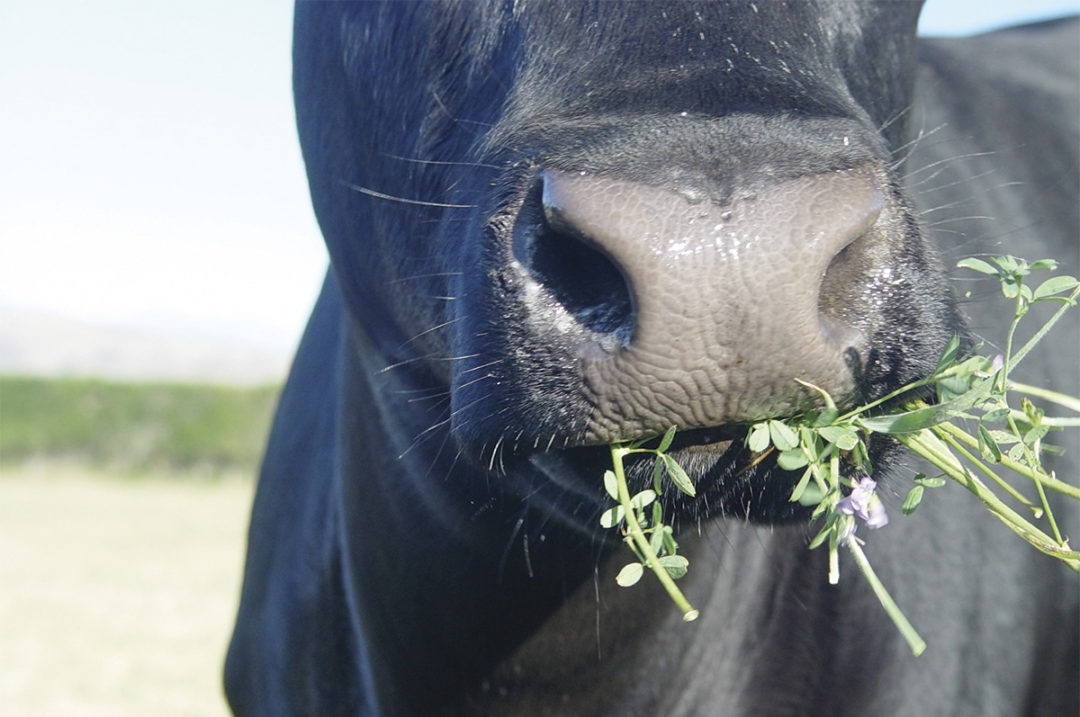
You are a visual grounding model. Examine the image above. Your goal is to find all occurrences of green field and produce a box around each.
[0,376,277,715]
[0,466,253,716]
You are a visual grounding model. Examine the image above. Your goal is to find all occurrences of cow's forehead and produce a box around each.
[506,1,926,71]
[461,1,923,151]
[512,0,917,50]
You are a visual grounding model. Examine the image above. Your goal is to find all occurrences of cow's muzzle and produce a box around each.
[516,168,883,443]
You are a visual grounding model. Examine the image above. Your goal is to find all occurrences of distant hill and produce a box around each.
[0,306,292,385]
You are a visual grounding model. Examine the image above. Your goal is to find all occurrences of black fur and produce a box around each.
[226,4,1078,715]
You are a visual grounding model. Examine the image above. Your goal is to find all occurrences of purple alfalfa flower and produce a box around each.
[836,476,889,530]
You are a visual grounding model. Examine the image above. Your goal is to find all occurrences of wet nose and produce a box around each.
[536,168,883,440]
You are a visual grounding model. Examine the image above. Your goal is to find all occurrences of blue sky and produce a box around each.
[2,0,1077,352]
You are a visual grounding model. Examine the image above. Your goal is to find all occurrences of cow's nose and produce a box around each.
[533,168,883,441]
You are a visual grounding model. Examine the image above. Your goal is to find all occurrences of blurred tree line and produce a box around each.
[0,376,280,477]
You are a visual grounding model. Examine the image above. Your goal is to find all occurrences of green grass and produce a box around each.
[0,378,272,712]
[0,376,280,475]
[0,465,253,716]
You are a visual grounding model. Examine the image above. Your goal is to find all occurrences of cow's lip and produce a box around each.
[526,423,752,503]
[662,424,745,453]
[524,417,865,526]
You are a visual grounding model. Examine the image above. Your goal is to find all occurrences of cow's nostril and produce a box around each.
[513,183,634,347]
[818,230,874,357]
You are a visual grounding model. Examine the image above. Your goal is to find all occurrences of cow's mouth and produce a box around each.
[525,420,823,527]
[662,424,742,453]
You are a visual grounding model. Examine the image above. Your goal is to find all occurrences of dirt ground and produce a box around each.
[0,466,254,716]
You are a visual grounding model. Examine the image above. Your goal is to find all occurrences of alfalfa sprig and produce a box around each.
[745,379,930,655]
[748,255,1079,652]
[600,255,1078,651]
[865,256,1080,569]
[603,427,699,621]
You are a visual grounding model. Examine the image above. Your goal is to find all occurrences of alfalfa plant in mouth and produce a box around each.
[601,255,1079,654]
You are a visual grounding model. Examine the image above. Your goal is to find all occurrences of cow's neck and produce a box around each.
[470,520,868,716]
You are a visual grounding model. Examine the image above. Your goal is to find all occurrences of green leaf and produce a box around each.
[600,505,624,528]
[652,501,663,527]
[851,439,870,470]
[980,407,1011,423]
[957,257,998,275]
[1007,442,1027,462]
[808,521,834,550]
[603,469,618,500]
[977,423,1002,462]
[936,355,991,403]
[811,493,832,521]
[1027,258,1059,272]
[937,374,974,402]
[789,466,814,503]
[800,426,823,457]
[901,485,925,515]
[662,527,678,556]
[1032,275,1075,298]
[662,454,696,497]
[777,448,809,471]
[769,420,800,452]
[798,482,826,507]
[858,379,993,433]
[658,555,689,580]
[747,422,771,452]
[629,489,657,510]
[991,255,1021,274]
[650,523,665,554]
[1023,424,1050,446]
[956,354,994,375]
[812,406,840,427]
[915,474,947,488]
[652,456,665,493]
[657,425,677,453]
[934,334,962,374]
[818,425,859,451]
[1022,398,1044,426]
[615,562,644,587]
[987,429,1019,445]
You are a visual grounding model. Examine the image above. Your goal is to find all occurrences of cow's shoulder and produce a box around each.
[908,27,1079,716]
[912,17,1079,262]
[919,16,1079,91]
[915,17,1079,158]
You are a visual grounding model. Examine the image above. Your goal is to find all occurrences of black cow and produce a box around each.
[226,3,1079,715]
